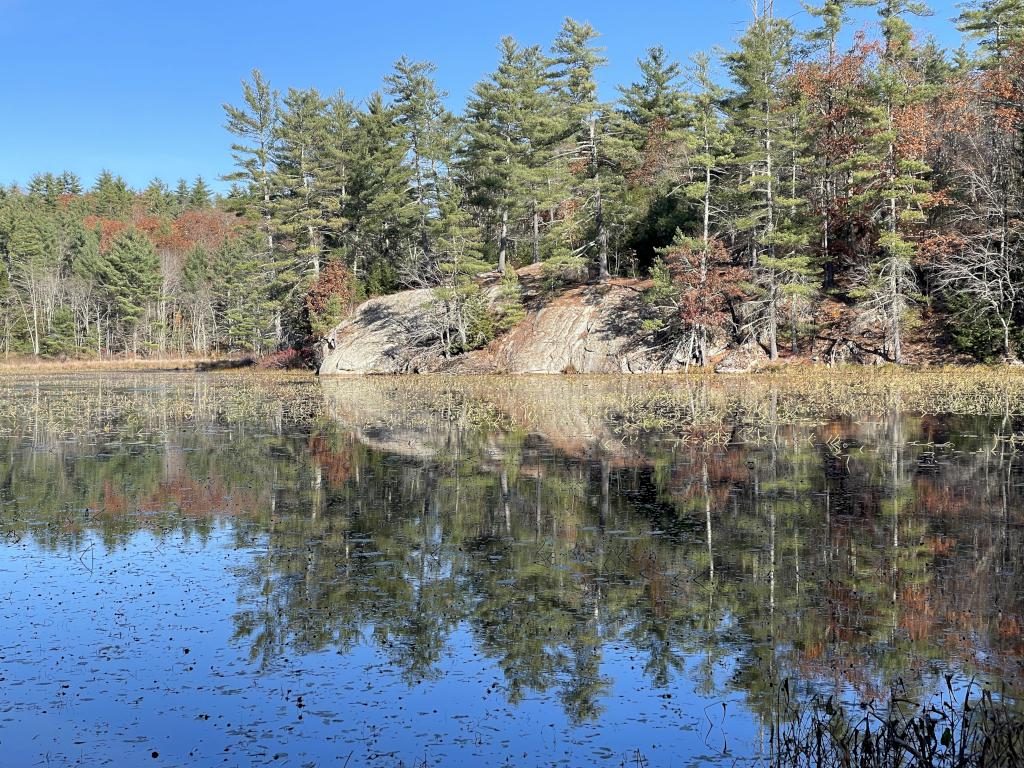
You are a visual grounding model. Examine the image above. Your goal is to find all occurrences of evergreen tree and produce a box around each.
[548,18,632,281]
[724,9,816,359]
[189,176,212,209]
[40,306,76,358]
[618,45,693,267]
[271,87,335,279]
[848,0,935,363]
[98,228,161,352]
[174,178,191,212]
[223,69,280,255]
[346,92,416,293]
[141,179,175,215]
[385,57,458,257]
[1,205,55,355]
[322,92,357,252]
[618,45,689,150]
[91,171,133,219]
[428,182,494,353]
[957,0,1024,66]
[59,171,82,196]
[464,37,552,274]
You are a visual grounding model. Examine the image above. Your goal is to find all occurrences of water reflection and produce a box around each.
[1,374,1022,765]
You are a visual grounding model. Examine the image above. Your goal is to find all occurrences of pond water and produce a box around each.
[0,373,1021,767]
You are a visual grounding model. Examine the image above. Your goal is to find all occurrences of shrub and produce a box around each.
[255,348,313,370]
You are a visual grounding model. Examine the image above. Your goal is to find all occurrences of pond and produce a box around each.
[1,372,1022,766]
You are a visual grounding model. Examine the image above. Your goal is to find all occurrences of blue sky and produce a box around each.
[0,0,964,192]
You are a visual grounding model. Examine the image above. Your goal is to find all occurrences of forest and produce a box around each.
[1,0,1023,364]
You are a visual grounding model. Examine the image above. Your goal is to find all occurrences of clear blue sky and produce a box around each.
[0,0,964,192]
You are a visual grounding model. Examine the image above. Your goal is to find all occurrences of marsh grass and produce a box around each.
[0,356,243,374]
[324,367,1024,443]
[0,370,319,437]
[764,679,1023,768]
[9,366,1024,443]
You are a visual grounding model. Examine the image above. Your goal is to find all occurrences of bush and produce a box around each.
[255,348,313,370]
[305,260,355,337]
[541,252,588,289]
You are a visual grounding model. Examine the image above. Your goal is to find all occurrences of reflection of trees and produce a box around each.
[222,412,1024,724]
[3,377,1024,728]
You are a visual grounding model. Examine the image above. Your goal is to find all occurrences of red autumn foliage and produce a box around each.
[84,208,238,255]
[661,237,746,331]
[305,260,355,320]
[984,43,1024,130]
[629,116,673,187]
[793,37,877,166]
[160,209,238,253]
[254,348,312,370]
[308,435,354,487]
[83,216,129,252]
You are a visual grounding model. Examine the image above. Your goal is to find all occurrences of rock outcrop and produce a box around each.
[490,280,684,374]
[319,266,700,375]
[318,288,439,374]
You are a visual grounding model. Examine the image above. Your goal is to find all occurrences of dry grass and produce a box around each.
[0,355,240,373]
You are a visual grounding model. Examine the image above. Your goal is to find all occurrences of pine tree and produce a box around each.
[505,42,562,266]
[40,306,76,358]
[685,53,731,254]
[272,87,333,279]
[59,171,82,196]
[210,235,272,351]
[189,176,212,209]
[548,18,632,281]
[223,69,280,256]
[428,182,493,353]
[346,92,416,293]
[848,0,935,363]
[174,179,190,212]
[618,46,688,153]
[800,0,861,289]
[322,92,357,253]
[385,57,458,257]
[724,8,816,359]
[464,37,548,274]
[618,45,693,268]
[957,0,1024,66]
[27,174,62,208]
[141,179,175,216]
[2,205,56,355]
[91,171,133,219]
[99,228,161,353]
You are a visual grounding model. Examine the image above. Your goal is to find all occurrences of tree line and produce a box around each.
[2,0,1023,363]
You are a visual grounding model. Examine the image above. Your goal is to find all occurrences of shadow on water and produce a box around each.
[1,372,1023,766]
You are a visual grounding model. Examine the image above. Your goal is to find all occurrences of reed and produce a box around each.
[764,679,1023,768]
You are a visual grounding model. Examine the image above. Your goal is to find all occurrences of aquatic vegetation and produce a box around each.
[766,680,1023,768]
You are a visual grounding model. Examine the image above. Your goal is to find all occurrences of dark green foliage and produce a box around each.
[40,306,76,358]
[101,228,160,326]
[943,293,1022,362]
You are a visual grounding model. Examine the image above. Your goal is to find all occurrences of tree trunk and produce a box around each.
[532,204,540,264]
[596,185,609,281]
[498,208,509,275]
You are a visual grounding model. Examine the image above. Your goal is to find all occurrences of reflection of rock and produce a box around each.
[319,377,650,465]
[319,267,686,375]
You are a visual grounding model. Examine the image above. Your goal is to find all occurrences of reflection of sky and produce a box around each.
[0,528,757,767]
